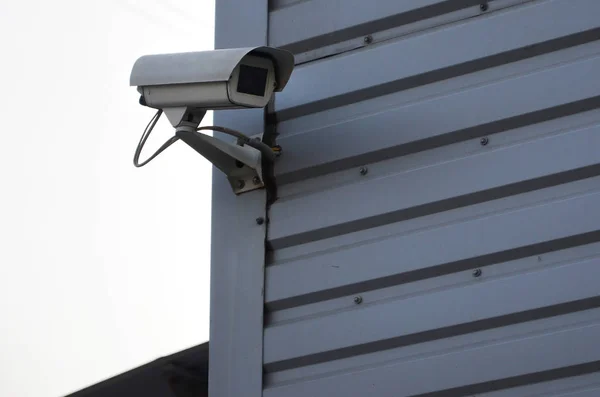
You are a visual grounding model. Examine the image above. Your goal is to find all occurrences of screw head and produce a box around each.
[480,3,489,11]
[359,166,369,176]
[236,180,246,189]
[353,296,363,304]
[480,137,489,146]
[364,35,373,44]
[252,176,261,185]
[473,269,483,278]
[256,217,265,225]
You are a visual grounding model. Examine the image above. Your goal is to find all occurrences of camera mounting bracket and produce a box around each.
[167,107,266,195]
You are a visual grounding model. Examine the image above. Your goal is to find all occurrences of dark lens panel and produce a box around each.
[237,65,268,97]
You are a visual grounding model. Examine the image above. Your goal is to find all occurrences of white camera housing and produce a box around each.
[129,46,295,195]
[130,46,294,111]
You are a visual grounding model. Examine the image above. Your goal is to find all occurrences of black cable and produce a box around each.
[197,125,250,141]
[196,126,276,162]
[133,109,180,167]
[133,110,278,167]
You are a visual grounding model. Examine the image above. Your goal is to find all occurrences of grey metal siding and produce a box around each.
[211,2,269,397]
[263,0,600,395]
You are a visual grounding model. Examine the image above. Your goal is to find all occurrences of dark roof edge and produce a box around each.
[64,342,209,397]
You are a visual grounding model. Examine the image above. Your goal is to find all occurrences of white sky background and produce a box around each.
[0,1,215,396]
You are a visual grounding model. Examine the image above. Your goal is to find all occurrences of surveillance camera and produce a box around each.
[129,46,295,195]
[130,46,294,112]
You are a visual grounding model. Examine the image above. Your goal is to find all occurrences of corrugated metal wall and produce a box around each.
[263,0,600,396]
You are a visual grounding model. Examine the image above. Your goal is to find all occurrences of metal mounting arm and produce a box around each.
[162,106,268,195]
[176,129,265,195]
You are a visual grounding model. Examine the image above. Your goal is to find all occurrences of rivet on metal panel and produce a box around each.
[353,296,363,304]
[480,3,489,12]
[256,217,265,225]
[252,176,261,185]
[237,180,245,189]
[472,269,483,278]
[480,137,490,146]
[359,166,369,176]
[363,35,373,44]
